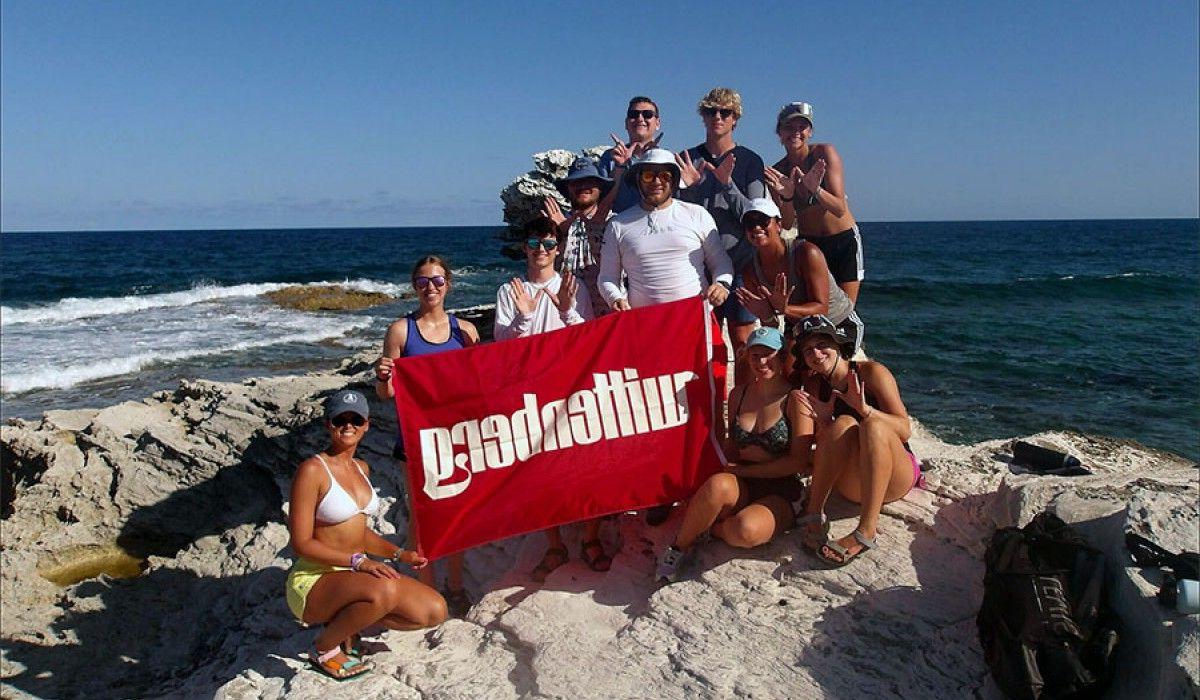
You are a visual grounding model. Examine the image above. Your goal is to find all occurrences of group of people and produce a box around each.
[284,88,920,681]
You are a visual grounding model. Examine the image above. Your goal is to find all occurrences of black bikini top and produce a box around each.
[729,387,791,456]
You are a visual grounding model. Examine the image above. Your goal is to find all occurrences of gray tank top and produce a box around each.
[751,238,854,325]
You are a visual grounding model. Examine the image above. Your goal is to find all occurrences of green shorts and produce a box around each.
[285,557,351,621]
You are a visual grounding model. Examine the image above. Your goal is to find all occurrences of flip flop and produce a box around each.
[531,546,569,583]
[817,530,876,568]
[310,646,371,681]
[580,539,612,572]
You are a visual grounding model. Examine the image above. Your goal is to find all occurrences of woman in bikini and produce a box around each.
[375,255,480,617]
[763,102,864,305]
[655,327,812,583]
[791,316,922,568]
[286,390,447,680]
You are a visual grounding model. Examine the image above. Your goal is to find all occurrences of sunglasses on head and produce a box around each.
[526,238,557,251]
[639,170,674,184]
[414,275,447,289]
[626,109,657,120]
[701,107,736,119]
[331,413,366,427]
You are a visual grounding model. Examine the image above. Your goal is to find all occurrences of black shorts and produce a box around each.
[804,226,864,286]
[743,475,805,504]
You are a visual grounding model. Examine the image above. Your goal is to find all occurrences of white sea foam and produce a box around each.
[0,317,373,394]
[0,278,407,326]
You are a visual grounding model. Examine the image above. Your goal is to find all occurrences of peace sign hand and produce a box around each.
[762,272,794,315]
[734,285,775,321]
[797,389,835,432]
[541,196,568,227]
[554,271,578,314]
[764,166,795,200]
[796,159,827,197]
[675,150,705,188]
[609,133,635,167]
[510,278,537,316]
[832,369,871,420]
[708,152,735,186]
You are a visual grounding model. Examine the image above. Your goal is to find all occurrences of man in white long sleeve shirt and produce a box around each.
[598,148,734,312]
[494,218,593,340]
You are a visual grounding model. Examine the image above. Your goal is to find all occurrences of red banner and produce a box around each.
[391,297,726,559]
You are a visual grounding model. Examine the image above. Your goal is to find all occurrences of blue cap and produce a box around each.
[556,156,613,199]
[746,326,784,352]
[325,389,369,421]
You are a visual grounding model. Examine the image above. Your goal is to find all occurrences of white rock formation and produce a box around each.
[1,349,1196,699]
[499,146,607,239]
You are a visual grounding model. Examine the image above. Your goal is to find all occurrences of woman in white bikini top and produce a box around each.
[285,389,449,680]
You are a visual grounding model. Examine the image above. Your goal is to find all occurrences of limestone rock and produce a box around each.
[1,358,1196,699]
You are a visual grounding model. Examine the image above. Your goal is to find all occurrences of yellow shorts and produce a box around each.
[285,557,351,621]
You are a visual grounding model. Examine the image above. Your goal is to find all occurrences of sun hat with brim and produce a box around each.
[624,148,682,188]
[776,102,814,130]
[746,326,784,352]
[325,389,369,421]
[555,156,613,199]
[741,197,781,222]
[792,315,851,354]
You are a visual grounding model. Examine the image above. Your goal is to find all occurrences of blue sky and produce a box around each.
[2,1,1197,231]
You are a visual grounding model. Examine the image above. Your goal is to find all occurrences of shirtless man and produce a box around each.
[764,102,864,303]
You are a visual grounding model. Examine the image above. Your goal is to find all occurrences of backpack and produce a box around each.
[977,511,1121,699]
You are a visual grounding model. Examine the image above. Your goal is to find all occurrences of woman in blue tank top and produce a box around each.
[374,255,479,617]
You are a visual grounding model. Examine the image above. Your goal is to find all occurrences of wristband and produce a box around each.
[350,552,367,570]
[717,280,732,291]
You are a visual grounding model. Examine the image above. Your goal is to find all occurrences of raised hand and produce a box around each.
[797,388,835,431]
[541,196,568,227]
[764,166,795,200]
[796,159,827,197]
[709,153,735,186]
[675,150,705,188]
[554,271,578,314]
[762,272,794,315]
[609,133,635,167]
[832,368,871,419]
[510,278,537,316]
[734,285,775,320]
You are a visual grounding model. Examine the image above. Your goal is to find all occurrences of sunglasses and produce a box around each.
[701,107,736,119]
[639,170,674,184]
[743,214,774,230]
[414,275,447,289]
[525,238,557,251]
[626,109,657,120]
[331,413,366,427]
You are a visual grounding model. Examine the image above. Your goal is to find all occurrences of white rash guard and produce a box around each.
[493,273,593,340]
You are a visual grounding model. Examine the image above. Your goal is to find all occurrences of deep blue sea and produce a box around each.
[2,220,1197,460]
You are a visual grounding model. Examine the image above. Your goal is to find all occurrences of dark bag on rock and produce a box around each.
[977,511,1120,699]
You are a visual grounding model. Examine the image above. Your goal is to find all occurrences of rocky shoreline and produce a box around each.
[1,347,1197,699]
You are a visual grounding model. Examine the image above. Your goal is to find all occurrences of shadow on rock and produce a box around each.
[2,565,302,699]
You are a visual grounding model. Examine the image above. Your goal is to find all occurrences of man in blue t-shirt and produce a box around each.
[676,87,767,382]
[598,95,664,214]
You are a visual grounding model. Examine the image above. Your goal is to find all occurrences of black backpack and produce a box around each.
[977,511,1121,699]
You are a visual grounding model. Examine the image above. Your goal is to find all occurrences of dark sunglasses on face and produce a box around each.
[743,214,773,230]
[701,107,736,119]
[331,413,367,427]
[526,238,557,251]
[639,170,674,184]
[627,109,657,120]
[414,275,447,289]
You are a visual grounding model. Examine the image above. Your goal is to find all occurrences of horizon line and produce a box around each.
[4,215,1198,235]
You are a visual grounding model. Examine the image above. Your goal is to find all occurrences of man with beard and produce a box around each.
[542,156,618,316]
[597,147,734,526]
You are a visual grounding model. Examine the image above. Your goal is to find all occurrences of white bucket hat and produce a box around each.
[624,148,682,188]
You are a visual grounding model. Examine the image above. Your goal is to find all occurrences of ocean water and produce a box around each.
[2,220,1197,460]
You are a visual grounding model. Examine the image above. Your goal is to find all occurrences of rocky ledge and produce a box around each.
[1,350,1196,699]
